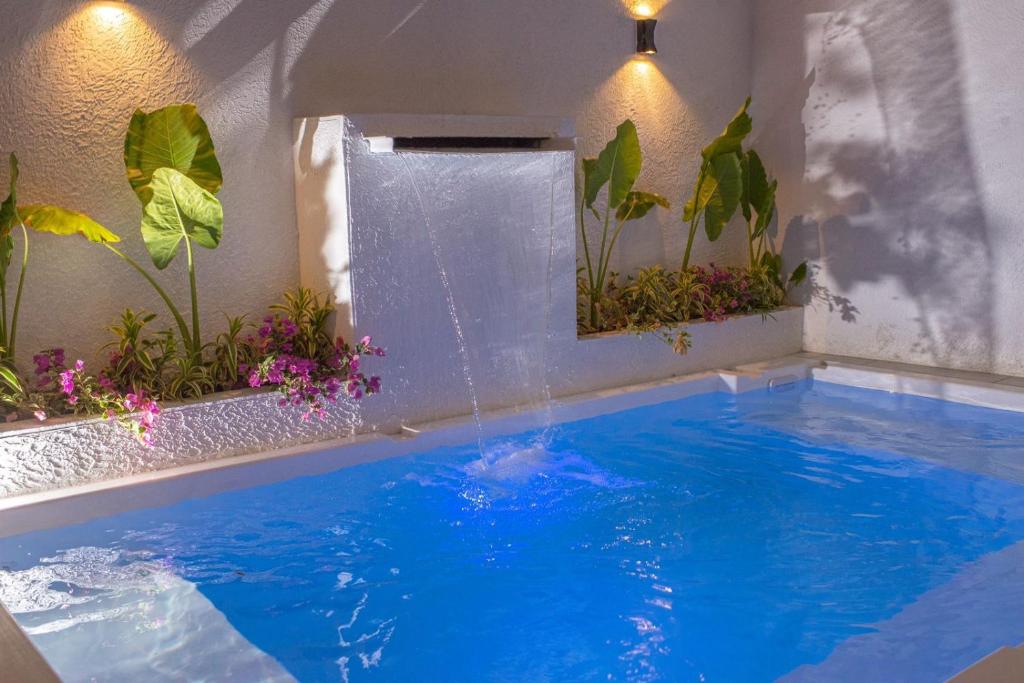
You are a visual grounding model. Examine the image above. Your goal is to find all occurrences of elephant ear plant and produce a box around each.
[0,153,120,408]
[681,98,751,269]
[740,148,807,290]
[579,120,669,330]
[682,97,806,288]
[104,103,225,363]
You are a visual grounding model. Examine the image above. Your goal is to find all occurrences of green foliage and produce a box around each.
[578,263,790,354]
[584,120,643,210]
[116,103,226,359]
[19,205,120,243]
[0,355,26,411]
[124,103,223,204]
[103,309,177,396]
[679,97,807,292]
[681,98,751,268]
[209,314,255,389]
[269,287,334,359]
[578,120,670,330]
[140,168,223,270]
[0,153,118,361]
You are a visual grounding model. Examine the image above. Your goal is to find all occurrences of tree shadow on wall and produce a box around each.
[770,0,994,370]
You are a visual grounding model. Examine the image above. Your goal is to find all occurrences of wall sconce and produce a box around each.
[636,18,657,55]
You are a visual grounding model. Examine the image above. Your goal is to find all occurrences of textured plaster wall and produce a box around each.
[752,0,1024,375]
[0,0,753,369]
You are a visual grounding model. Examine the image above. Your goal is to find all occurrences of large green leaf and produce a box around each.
[141,168,223,269]
[0,154,18,281]
[752,180,777,238]
[700,153,742,241]
[19,204,120,243]
[616,191,670,221]
[582,157,603,210]
[0,153,18,235]
[745,150,770,213]
[125,104,223,205]
[587,120,642,210]
[701,97,752,160]
[789,262,808,286]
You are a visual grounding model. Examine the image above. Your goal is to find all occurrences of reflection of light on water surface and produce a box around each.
[0,547,293,681]
[465,439,637,489]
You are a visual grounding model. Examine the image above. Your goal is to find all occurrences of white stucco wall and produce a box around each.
[752,0,1024,375]
[0,0,753,369]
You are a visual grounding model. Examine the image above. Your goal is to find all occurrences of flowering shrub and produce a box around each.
[0,288,383,445]
[245,327,383,421]
[578,263,788,353]
[29,349,161,444]
[240,289,384,420]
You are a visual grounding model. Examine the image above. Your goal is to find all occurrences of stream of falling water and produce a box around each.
[399,154,486,457]
[397,152,560,468]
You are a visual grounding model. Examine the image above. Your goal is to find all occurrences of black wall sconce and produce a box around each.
[636,18,657,54]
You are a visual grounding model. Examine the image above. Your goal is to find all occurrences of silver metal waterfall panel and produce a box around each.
[294,114,579,428]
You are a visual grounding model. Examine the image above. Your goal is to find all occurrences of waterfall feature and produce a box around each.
[292,115,577,439]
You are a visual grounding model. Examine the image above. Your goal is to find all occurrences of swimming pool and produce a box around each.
[2,378,1024,682]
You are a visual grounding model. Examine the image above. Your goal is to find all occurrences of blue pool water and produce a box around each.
[3,380,1024,682]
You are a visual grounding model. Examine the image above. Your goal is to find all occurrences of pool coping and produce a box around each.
[3,351,1024,682]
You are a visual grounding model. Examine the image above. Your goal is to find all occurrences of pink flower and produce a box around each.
[360,335,372,346]
[32,353,50,374]
[74,359,85,371]
[58,370,75,395]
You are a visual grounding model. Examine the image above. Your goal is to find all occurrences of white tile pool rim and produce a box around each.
[3,352,1024,541]
[3,352,1024,682]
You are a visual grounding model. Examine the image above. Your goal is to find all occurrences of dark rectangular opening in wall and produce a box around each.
[392,136,547,150]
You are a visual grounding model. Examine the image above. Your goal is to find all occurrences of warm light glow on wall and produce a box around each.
[88,1,132,29]
[589,56,689,157]
[624,0,669,19]
[630,57,653,75]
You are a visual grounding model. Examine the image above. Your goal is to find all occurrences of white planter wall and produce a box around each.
[0,310,801,499]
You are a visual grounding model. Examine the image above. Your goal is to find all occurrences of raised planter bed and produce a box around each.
[0,307,803,499]
[0,388,364,498]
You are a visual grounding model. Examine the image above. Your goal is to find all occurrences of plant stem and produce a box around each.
[682,163,710,270]
[8,223,29,358]
[746,219,755,268]
[0,274,7,355]
[597,203,637,296]
[579,200,598,328]
[184,236,201,357]
[105,244,192,353]
[591,202,614,329]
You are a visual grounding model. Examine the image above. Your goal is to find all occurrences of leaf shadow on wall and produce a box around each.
[770,0,994,370]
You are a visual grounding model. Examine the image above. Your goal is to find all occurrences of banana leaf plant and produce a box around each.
[107,103,225,360]
[740,149,807,290]
[681,98,751,269]
[579,120,669,329]
[0,153,120,362]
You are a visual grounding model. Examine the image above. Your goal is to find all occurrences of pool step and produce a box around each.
[948,643,1024,682]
